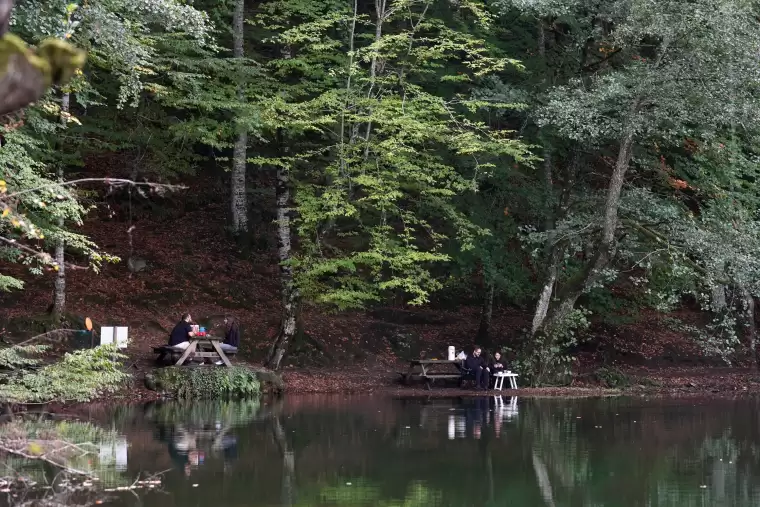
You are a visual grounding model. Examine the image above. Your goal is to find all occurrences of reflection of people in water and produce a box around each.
[166,426,205,476]
[464,397,489,439]
[160,421,237,477]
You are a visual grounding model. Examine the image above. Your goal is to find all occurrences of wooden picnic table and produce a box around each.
[404,359,463,389]
[175,336,233,367]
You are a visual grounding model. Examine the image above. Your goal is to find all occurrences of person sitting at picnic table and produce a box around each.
[221,316,240,352]
[464,346,490,390]
[490,351,506,374]
[169,313,195,350]
[213,315,240,365]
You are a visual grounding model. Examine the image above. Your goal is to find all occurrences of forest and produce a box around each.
[2,0,760,397]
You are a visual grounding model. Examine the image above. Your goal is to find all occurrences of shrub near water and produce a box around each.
[0,345,130,403]
[148,366,261,398]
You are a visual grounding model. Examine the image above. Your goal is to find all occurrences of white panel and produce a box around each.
[100,327,114,346]
[114,438,128,469]
[115,327,128,349]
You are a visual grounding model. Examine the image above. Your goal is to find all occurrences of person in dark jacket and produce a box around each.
[464,346,489,390]
[489,351,506,374]
[221,316,240,352]
[168,313,195,350]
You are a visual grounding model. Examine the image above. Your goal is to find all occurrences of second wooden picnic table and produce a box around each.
[404,359,463,389]
[175,336,233,367]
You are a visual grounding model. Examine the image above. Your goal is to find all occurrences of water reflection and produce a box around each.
[5,396,760,507]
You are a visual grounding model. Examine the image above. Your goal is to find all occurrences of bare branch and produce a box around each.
[0,443,91,476]
[3,178,186,200]
[0,236,88,270]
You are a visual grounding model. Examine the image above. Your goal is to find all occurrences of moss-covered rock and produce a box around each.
[144,365,282,398]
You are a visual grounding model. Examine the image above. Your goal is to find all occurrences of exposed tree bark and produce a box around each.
[530,19,558,336]
[531,263,557,335]
[712,284,727,313]
[741,286,757,370]
[51,91,69,318]
[230,0,248,235]
[266,127,299,370]
[477,282,494,343]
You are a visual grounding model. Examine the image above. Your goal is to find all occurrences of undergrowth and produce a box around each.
[149,366,261,398]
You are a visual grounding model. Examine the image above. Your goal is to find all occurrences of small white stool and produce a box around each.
[494,371,518,390]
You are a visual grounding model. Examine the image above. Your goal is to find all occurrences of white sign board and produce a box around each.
[100,327,114,346]
[115,327,128,349]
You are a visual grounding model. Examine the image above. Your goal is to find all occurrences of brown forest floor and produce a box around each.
[2,164,760,400]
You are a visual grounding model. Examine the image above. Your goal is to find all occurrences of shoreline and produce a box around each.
[9,363,760,416]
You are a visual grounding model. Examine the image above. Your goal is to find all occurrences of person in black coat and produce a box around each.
[221,315,240,352]
[464,346,489,390]
[489,351,506,374]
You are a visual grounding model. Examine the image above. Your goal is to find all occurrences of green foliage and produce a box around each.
[0,345,130,403]
[249,0,532,309]
[593,366,630,388]
[0,344,47,369]
[6,0,760,373]
[519,308,590,386]
[149,366,261,398]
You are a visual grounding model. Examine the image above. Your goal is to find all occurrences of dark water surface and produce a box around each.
[11,395,760,506]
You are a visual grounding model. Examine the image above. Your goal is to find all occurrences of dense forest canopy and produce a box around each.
[2,0,760,382]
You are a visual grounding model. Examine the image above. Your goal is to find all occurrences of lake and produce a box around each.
[4,395,760,507]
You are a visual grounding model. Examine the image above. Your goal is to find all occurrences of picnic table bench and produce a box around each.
[403,359,464,389]
[154,336,237,367]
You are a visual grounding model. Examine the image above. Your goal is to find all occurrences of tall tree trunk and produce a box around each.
[266,129,299,370]
[361,0,387,159]
[534,34,675,337]
[51,92,69,318]
[742,286,757,370]
[230,0,248,235]
[538,125,637,336]
[477,282,494,344]
[530,19,557,336]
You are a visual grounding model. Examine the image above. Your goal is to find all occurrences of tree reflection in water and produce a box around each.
[32,395,760,507]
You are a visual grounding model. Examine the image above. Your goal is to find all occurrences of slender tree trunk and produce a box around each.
[477,282,494,343]
[529,19,557,336]
[267,128,299,370]
[51,92,69,318]
[742,286,757,370]
[230,0,248,235]
[361,0,387,158]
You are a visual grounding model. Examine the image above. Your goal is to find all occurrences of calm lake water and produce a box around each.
[6,395,760,507]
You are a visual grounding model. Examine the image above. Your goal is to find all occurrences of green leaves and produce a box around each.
[250,0,531,309]
[0,345,130,403]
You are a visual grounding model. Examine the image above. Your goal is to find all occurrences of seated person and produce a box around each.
[464,346,489,390]
[214,316,240,365]
[490,351,506,374]
[169,313,195,350]
[221,316,240,352]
